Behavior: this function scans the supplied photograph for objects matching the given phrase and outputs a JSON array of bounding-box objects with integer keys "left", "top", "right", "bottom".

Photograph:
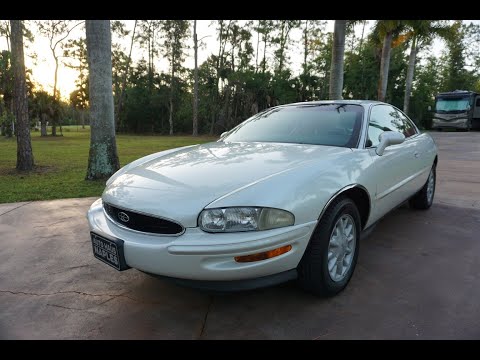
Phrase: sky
[{"left": 0, "top": 20, "right": 475, "bottom": 101}]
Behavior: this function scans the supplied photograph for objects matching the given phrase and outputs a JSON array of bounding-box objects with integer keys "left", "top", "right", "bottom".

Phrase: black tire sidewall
[
  {"left": 297, "top": 197, "right": 362, "bottom": 296},
  {"left": 426, "top": 166, "right": 436, "bottom": 207}
]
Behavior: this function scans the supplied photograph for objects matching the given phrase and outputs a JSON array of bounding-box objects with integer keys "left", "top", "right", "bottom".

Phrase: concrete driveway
[{"left": 1, "top": 131, "right": 480, "bottom": 339}]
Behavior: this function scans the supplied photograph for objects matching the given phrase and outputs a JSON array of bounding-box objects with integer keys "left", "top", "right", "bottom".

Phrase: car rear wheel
[
  {"left": 409, "top": 165, "right": 436, "bottom": 210},
  {"left": 297, "top": 197, "right": 361, "bottom": 297}
]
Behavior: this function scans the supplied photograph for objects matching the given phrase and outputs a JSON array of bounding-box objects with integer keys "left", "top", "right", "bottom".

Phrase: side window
[
  {"left": 368, "top": 105, "right": 417, "bottom": 147},
  {"left": 394, "top": 110, "right": 418, "bottom": 138},
  {"left": 367, "top": 105, "right": 397, "bottom": 147},
  {"left": 476, "top": 98, "right": 480, "bottom": 107}
]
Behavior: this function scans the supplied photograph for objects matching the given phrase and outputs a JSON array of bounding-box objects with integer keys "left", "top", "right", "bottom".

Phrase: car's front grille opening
[{"left": 103, "top": 202, "right": 184, "bottom": 235}]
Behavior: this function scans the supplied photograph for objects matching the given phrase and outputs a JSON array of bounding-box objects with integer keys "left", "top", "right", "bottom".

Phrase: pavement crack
[
  {"left": 198, "top": 296, "right": 213, "bottom": 339},
  {"left": 0, "top": 201, "right": 33, "bottom": 217},
  {"left": 0, "top": 289, "right": 123, "bottom": 298},
  {"left": 46, "top": 303, "right": 87, "bottom": 311},
  {"left": 50, "top": 217, "right": 76, "bottom": 226},
  {"left": 0, "top": 289, "right": 160, "bottom": 305},
  {"left": 47, "top": 264, "right": 92, "bottom": 275}
]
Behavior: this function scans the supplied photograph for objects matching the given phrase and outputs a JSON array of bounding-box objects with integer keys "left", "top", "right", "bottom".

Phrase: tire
[
  {"left": 297, "top": 197, "right": 361, "bottom": 297},
  {"left": 409, "top": 165, "right": 436, "bottom": 210}
]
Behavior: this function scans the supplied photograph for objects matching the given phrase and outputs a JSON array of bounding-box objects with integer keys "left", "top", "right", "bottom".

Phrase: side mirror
[
  {"left": 376, "top": 131, "right": 405, "bottom": 156},
  {"left": 427, "top": 105, "right": 432, "bottom": 111},
  {"left": 220, "top": 131, "right": 228, "bottom": 138}
]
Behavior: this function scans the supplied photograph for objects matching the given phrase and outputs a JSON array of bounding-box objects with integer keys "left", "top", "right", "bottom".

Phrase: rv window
[{"left": 476, "top": 98, "right": 480, "bottom": 107}]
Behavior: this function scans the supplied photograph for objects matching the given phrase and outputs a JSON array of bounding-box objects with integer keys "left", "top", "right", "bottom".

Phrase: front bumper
[
  {"left": 432, "top": 117, "right": 468, "bottom": 129},
  {"left": 87, "top": 198, "right": 316, "bottom": 282}
]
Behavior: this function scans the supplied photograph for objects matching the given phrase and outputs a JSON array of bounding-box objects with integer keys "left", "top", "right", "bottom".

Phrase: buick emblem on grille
[{"left": 117, "top": 211, "right": 130, "bottom": 223}]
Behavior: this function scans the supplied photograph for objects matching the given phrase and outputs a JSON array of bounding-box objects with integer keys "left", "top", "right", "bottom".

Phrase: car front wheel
[
  {"left": 409, "top": 165, "right": 436, "bottom": 210},
  {"left": 297, "top": 197, "right": 361, "bottom": 297}
]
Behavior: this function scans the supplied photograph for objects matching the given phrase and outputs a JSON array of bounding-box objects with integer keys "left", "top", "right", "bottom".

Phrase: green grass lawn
[{"left": 0, "top": 126, "right": 217, "bottom": 204}]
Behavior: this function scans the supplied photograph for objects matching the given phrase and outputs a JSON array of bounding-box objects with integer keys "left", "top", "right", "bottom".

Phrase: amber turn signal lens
[{"left": 234, "top": 245, "right": 292, "bottom": 263}]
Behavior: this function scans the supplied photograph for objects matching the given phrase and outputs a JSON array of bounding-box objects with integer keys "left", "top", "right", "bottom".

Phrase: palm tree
[
  {"left": 10, "top": 20, "right": 34, "bottom": 171},
  {"left": 375, "top": 20, "right": 404, "bottom": 102},
  {"left": 33, "top": 90, "right": 54, "bottom": 137},
  {"left": 85, "top": 20, "right": 120, "bottom": 180},
  {"left": 329, "top": 20, "right": 347, "bottom": 100},
  {"left": 403, "top": 20, "right": 450, "bottom": 115}
]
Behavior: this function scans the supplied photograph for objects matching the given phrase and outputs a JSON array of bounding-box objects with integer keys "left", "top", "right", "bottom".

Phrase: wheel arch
[{"left": 318, "top": 184, "right": 371, "bottom": 231}]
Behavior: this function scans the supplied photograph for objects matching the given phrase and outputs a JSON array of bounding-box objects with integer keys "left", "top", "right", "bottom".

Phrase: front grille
[{"left": 103, "top": 202, "right": 184, "bottom": 235}]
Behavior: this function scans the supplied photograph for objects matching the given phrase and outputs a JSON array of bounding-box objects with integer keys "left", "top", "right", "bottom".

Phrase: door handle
[{"left": 414, "top": 152, "right": 420, "bottom": 158}]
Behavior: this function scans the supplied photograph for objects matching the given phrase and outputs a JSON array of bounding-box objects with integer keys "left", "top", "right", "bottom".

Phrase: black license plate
[{"left": 91, "top": 232, "right": 130, "bottom": 271}]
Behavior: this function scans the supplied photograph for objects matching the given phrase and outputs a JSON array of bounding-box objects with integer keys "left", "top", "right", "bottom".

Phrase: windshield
[
  {"left": 435, "top": 97, "right": 470, "bottom": 113},
  {"left": 222, "top": 104, "right": 364, "bottom": 148}
]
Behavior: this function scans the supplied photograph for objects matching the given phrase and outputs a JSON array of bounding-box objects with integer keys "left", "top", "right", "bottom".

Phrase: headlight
[{"left": 199, "top": 207, "right": 294, "bottom": 233}]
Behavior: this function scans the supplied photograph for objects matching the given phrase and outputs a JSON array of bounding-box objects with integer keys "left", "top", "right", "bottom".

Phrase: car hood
[{"left": 103, "top": 141, "right": 352, "bottom": 227}]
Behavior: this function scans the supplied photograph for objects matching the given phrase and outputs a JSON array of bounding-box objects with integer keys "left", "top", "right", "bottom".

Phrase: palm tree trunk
[
  {"left": 192, "top": 20, "right": 199, "bottom": 136},
  {"left": 10, "top": 20, "right": 34, "bottom": 171},
  {"left": 85, "top": 20, "right": 120, "bottom": 180},
  {"left": 116, "top": 20, "right": 137, "bottom": 132},
  {"left": 378, "top": 31, "right": 393, "bottom": 102},
  {"left": 329, "top": 20, "right": 346, "bottom": 100},
  {"left": 403, "top": 35, "right": 417, "bottom": 115},
  {"left": 41, "top": 114, "right": 47, "bottom": 136}
]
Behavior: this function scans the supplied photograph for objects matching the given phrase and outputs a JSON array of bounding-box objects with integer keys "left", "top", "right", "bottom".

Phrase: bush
[{"left": 0, "top": 113, "right": 15, "bottom": 137}]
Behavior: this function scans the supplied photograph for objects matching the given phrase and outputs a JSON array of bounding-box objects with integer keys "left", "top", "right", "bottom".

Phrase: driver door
[{"left": 367, "top": 104, "right": 419, "bottom": 223}]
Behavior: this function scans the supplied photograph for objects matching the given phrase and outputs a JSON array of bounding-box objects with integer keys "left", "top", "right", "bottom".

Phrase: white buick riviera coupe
[{"left": 88, "top": 100, "right": 438, "bottom": 296}]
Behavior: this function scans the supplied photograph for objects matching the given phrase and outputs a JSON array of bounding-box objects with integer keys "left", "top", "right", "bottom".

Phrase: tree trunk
[
  {"left": 231, "top": 43, "right": 235, "bottom": 72},
  {"left": 302, "top": 20, "right": 309, "bottom": 101},
  {"left": 40, "top": 114, "right": 47, "bottom": 136},
  {"left": 329, "top": 20, "right": 346, "bottom": 100},
  {"left": 192, "top": 20, "right": 199, "bottom": 136},
  {"left": 116, "top": 20, "right": 137, "bottom": 132},
  {"left": 303, "top": 20, "right": 308, "bottom": 73},
  {"left": 403, "top": 34, "right": 417, "bottom": 115},
  {"left": 209, "top": 21, "right": 223, "bottom": 136},
  {"left": 255, "top": 21, "right": 260, "bottom": 72},
  {"left": 51, "top": 56, "right": 59, "bottom": 136},
  {"left": 278, "top": 21, "right": 286, "bottom": 73},
  {"left": 169, "top": 94, "right": 174, "bottom": 135},
  {"left": 169, "top": 54, "right": 174, "bottom": 136},
  {"left": 10, "top": 20, "right": 34, "bottom": 171},
  {"left": 80, "top": 110, "right": 85, "bottom": 129},
  {"left": 85, "top": 20, "right": 120, "bottom": 180},
  {"left": 378, "top": 31, "right": 393, "bottom": 102},
  {"left": 147, "top": 22, "right": 153, "bottom": 93},
  {"left": 262, "top": 33, "right": 267, "bottom": 73},
  {"left": 359, "top": 21, "right": 367, "bottom": 98}
]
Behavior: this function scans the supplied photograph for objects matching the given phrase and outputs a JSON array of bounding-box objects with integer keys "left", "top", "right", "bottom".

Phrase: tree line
[{"left": 1, "top": 20, "right": 480, "bottom": 178}]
